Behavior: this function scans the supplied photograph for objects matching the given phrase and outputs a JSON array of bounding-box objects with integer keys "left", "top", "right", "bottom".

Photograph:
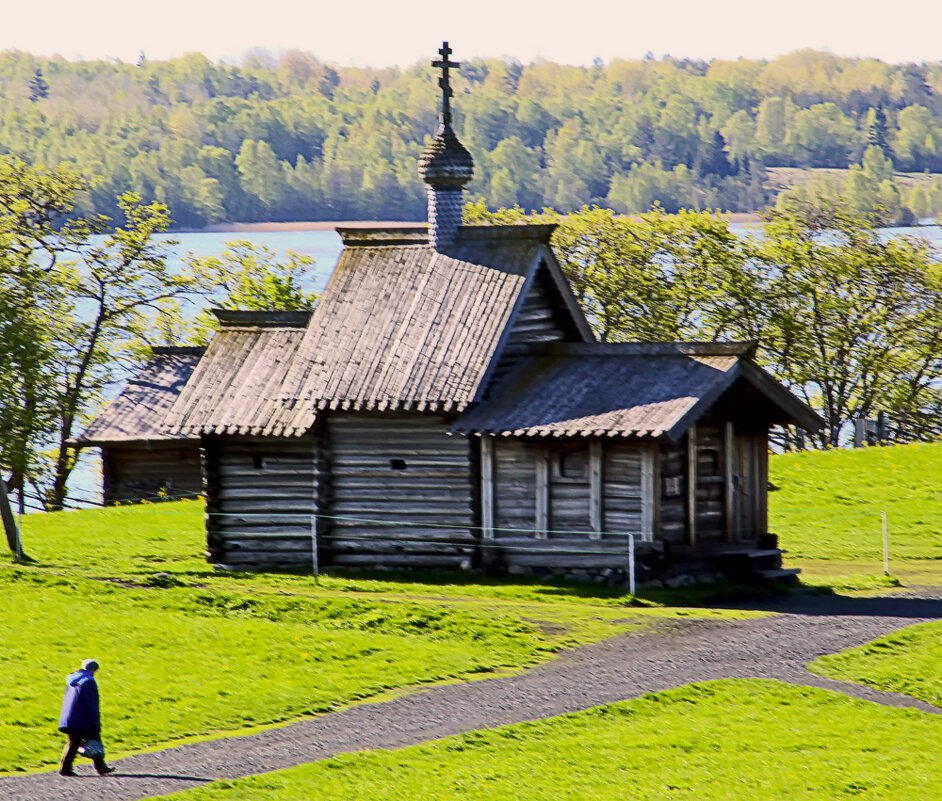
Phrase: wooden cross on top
[{"left": 432, "top": 41, "right": 460, "bottom": 125}]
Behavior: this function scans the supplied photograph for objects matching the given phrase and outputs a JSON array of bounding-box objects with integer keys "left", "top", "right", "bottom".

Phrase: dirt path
[{"left": 5, "top": 588, "right": 942, "bottom": 801}]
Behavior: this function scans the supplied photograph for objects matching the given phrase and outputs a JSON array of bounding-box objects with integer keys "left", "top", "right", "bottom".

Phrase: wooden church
[{"left": 105, "top": 44, "right": 824, "bottom": 582}]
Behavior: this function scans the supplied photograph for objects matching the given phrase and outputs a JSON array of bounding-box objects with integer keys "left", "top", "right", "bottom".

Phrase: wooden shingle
[
  {"left": 74, "top": 347, "right": 204, "bottom": 445},
  {"left": 164, "top": 311, "right": 313, "bottom": 437},
  {"left": 452, "top": 342, "right": 824, "bottom": 439}
]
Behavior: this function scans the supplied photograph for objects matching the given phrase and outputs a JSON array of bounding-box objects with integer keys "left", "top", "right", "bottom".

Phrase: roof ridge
[
  {"left": 210, "top": 309, "right": 314, "bottom": 327},
  {"left": 528, "top": 341, "right": 758, "bottom": 358}
]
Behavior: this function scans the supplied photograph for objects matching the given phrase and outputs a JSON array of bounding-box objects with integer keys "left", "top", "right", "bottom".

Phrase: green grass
[
  {"left": 0, "top": 569, "right": 551, "bottom": 773},
  {"left": 769, "top": 442, "right": 942, "bottom": 578},
  {"left": 1, "top": 502, "right": 756, "bottom": 775},
  {"left": 15, "top": 499, "right": 207, "bottom": 577},
  {"left": 4, "top": 442, "right": 942, "bottom": 781},
  {"left": 811, "top": 620, "right": 942, "bottom": 708},
  {"left": 149, "top": 679, "right": 942, "bottom": 801}
]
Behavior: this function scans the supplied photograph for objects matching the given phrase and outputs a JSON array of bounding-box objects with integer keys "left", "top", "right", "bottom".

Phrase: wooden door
[{"left": 732, "top": 433, "right": 758, "bottom": 540}]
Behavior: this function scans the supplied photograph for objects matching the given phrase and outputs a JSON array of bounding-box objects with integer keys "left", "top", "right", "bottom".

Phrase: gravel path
[{"left": 5, "top": 588, "right": 942, "bottom": 801}]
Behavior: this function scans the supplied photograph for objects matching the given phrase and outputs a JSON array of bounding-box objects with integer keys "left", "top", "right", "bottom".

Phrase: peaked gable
[{"left": 257, "top": 225, "right": 593, "bottom": 437}]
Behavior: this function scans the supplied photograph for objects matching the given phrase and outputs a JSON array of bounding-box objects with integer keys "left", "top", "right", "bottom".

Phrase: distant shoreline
[
  {"left": 182, "top": 220, "right": 424, "bottom": 233},
  {"left": 183, "top": 212, "right": 763, "bottom": 234}
]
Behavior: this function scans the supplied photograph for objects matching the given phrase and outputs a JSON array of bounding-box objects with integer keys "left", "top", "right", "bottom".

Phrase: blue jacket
[{"left": 58, "top": 669, "right": 101, "bottom": 733}]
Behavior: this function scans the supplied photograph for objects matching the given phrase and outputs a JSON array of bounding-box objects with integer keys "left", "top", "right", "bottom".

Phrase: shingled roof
[
  {"left": 74, "top": 347, "right": 204, "bottom": 445},
  {"left": 164, "top": 311, "right": 313, "bottom": 437},
  {"left": 171, "top": 225, "right": 591, "bottom": 438},
  {"left": 452, "top": 342, "right": 824, "bottom": 439}
]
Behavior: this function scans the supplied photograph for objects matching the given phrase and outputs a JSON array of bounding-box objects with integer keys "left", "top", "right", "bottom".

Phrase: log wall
[
  {"left": 102, "top": 442, "right": 203, "bottom": 504},
  {"left": 203, "top": 434, "right": 316, "bottom": 568},
  {"left": 322, "top": 412, "right": 475, "bottom": 569}
]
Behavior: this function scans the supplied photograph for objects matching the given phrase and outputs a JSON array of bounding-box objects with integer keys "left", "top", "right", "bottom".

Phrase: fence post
[
  {"left": 627, "top": 532, "right": 636, "bottom": 597},
  {"left": 882, "top": 511, "right": 889, "bottom": 576},
  {"left": 311, "top": 514, "right": 319, "bottom": 580}
]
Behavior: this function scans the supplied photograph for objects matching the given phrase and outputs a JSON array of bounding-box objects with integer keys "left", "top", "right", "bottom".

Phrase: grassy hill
[
  {"left": 2, "top": 443, "right": 941, "bottom": 795},
  {"left": 1, "top": 503, "right": 750, "bottom": 775},
  {"left": 769, "top": 441, "right": 942, "bottom": 586}
]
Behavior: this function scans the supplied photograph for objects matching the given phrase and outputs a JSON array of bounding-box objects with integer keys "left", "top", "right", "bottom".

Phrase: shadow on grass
[
  {"left": 232, "top": 565, "right": 642, "bottom": 602},
  {"left": 747, "top": 591, "right": 942, "bottom": 619}
]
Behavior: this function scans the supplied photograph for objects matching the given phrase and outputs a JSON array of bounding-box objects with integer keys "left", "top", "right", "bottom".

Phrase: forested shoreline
[{"left": 4, "top": 49, "right": 942, "bottom": 227}]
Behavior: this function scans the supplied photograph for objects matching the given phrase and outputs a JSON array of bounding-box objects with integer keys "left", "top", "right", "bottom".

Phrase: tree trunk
[{"left": 0, "top": 478, "right": 25, "bottom": 561}]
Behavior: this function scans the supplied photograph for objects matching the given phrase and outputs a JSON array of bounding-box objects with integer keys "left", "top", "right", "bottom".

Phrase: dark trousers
[{"left": 59, "top": 729, "right": 108, "bottom": 774}]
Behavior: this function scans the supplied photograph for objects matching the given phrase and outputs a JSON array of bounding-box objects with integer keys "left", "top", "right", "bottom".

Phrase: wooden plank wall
[
  {"left": 694, "top": 423, "right": 726, "bottom": 542},
  {"left": 490, "top": 438, "right": 642, "bottom": 570},
  {"left": 658, "top": 440, "right": 687, "bottom": 545},
  {"left": 493, "top": 439, "right": 538, "bottom": 537},
  {"left": 323, "top": 412, "right": 475, "bottom": 569},
  {"left": 203, "top": 435, "right": 316, "bottom": 568},
  {"left": 102, "top": 443, "right": 203, "bottom": 504},
  {"left": 602, "top": 444, "right": 643, "bottom": 538},
  {"left": 485, "top": 266, "right": 569, "bottom": 392},
  {"left": 549, "top": 449, "right": 592, "bottom": 536}
]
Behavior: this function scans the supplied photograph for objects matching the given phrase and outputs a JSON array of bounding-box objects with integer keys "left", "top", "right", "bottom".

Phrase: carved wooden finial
[{"left": 432, "top": 41, "right": 460, "bottom": 126}]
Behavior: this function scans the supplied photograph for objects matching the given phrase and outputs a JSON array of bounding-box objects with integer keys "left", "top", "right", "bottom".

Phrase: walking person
[{"left": 58, "top": 658, "right": 114, "bottom": 776}]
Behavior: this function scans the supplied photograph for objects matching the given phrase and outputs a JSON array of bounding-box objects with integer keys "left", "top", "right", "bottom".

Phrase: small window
[
  {"left": 390, "top": 458, "right": 407, "bottom": 471},
  {"left": 698, "top": 448, "right": 721, "bottom": 474},
  {"left": 557, "top": 450, "right": 587, "bottom": 479},
  {"left": 663, "top": 476, "right": 682, "bottom": 497},
  {"left": 252, "top": 456, "right": 266, "bottom": 470}
]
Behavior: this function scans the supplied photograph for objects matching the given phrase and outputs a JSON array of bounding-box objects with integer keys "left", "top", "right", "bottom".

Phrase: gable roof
[
  {"left": 452, "top": 342, "right": 824, "bottom": 439},
  {"left": 73, "top": 347, "right": 204, "bottom": 446},
  {"left": 164, "top": 311, "right": 313, "bottom": 437},
  {"left": 176, "top": 225, "right": 593, "bottom": 438}
]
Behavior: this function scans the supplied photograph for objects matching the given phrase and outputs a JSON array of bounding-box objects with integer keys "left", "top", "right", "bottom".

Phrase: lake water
[{"left": 55, "top": 221, "right": 942, "bottom": 509}]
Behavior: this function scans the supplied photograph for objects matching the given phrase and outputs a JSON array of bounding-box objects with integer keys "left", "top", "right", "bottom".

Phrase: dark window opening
[
  {"left": 557, "top": 450, "right": 587, "bottom": 479},
  {"left": 252, "top": 456, "right": 266, "bottom": 470},
  {"left": 390, "top": 458, "right": 407, "bottom": 471}
]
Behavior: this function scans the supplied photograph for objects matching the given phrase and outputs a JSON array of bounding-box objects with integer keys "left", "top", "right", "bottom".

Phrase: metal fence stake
[
  {"left": 311, "top": 514, "right": 319, "bottom": 580},
  {"left": 882, "top": 511, "right": 889, "bottom": 576}
]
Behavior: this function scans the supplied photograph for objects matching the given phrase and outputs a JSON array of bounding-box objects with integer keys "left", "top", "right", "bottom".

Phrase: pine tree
[
  {"left": 697, "top": 131, "right": 736, "bottom": 178},
  {"left": 27, "top": 68, "right": 48, "bottom": 102},
  {"left": 867, "top": 107, "right": 893, "bottom": 163}
]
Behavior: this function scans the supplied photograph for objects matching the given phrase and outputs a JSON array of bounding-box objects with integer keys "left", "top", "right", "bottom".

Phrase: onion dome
[{"left": 418, "top": 123, "right": 474, "bottom": 188}]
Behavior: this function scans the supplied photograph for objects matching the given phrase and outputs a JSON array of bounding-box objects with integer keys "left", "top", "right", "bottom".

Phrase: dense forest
[{"left": 4, "top": 48, "right": 942, "bottom": 226}]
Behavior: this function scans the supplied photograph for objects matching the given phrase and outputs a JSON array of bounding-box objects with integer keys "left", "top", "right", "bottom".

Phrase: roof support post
[
  {"left": 641, "top": 443, "right": 656, "bottom": 543},
  {"left": 480, "top": 435, "right": 495, "bottom": 540},
  {"left": 757, "top": 428, "right": 769, "bottom": 537},
  {"left": 724, "top": 421, "right": 735, "bottom": 543},
  {"left": 589, "top": 440, "right": 603, "bottom": 540},
  {"left": 687, "top": 425, "right": 698, "bottom": 546},
  {"left": 535, "top": 446, "right": 549, "bottom": 539}
]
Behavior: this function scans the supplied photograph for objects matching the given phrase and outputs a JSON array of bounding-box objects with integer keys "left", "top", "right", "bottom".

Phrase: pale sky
[{"left": 5, "top": 0, "right": 942, "bottom": 67}]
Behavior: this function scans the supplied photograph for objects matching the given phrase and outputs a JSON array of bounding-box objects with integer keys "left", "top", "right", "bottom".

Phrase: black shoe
[
  {"left": 59, "top": 769, "right": 78, "bottom": 777},
  {"left": 97, "top": 766, "right": 115, "bottom": 775}
]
